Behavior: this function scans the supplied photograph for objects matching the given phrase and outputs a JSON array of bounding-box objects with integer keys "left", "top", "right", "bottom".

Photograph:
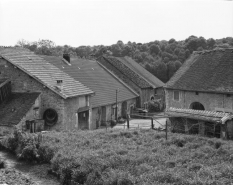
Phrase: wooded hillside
[{"left": 16, "top": 36, "right": 233, "bottom": 83}]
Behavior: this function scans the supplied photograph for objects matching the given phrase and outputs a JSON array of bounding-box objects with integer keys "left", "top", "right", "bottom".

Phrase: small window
[
  {"left": 227, "top": 94, "right": 231, "bottom": 97},
  {"left": 195, "top": 92, "right": 199, "bottom": 95},
  {"left": 173, "top": 91, "right": 180, "bottom": 101}
]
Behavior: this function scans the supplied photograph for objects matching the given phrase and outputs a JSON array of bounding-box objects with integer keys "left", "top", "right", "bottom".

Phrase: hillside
[
  {"left": 1, "top": 129, "right": 233, "bottom": 184},
  {"left": 14, "top": 36, "right": 233, "bottom": 83}
]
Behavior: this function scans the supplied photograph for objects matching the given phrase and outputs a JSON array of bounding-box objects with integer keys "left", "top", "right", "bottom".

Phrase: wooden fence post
[
  {"left": 151, "top": 118, "right": 154, "bottom": 129},
  {"left": 127, "top": 114, "right": 129, "bottom": 129}
]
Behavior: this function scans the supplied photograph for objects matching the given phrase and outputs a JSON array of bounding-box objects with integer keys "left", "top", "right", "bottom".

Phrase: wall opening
[
  {"left": 43, "top": 108, "right": 58, "bottom": 126},
  {"left": 121, "top": 101, "right": 127, "bottom": 119},
  {"left": 189, "top": 102, "right": 205, "bottom": 110}
]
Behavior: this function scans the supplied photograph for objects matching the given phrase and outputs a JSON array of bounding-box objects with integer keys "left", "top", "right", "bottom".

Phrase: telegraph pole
[{"left": 115, "top": 89, "right": 119, "bottom": 121}]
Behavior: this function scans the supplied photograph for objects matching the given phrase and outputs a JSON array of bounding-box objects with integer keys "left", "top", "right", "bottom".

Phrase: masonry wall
[
  {"left": 166, "top": 89, "right": 233, "bottom": 112},
  {"left": 91, "top": 98, "right": 136, "bottom": 129},
  {"left": 63, "top": 96, "right": 92, "bottom": 131},
  {"left": 141, "top": 88, "right": 154, "bottom": 108},
  {"left": 0, "top": 59, "right": 89, "bottom": 131}
]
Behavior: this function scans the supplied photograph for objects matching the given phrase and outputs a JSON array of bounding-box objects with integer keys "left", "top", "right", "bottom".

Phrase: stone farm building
[
  {"left": 41, "top": 55, "right": 138, "bottom": 129},
  {"left": 98, "top": 56, "right": 165, "bottom": 110},
  {"left": 165, "top": 48, "right": 233, "bottom": 138},
  {"left": 0, "top": 48, "right": 138, "bottom": 134}
]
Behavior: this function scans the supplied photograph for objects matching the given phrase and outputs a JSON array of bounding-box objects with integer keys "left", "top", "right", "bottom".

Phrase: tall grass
[{"left": 1, "top": 129, "right": 233, "bottom": 184}]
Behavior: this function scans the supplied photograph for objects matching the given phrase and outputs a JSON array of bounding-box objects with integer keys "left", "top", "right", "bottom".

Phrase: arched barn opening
[
  {"left": 189, "top": 102, "right": 205, "bottom": 110},
  {"left": 188, "top": 102, "right": 205, "bottom": 134}
]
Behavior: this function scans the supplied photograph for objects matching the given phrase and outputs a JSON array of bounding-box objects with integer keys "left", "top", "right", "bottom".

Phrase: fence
[{"left": 104, "top": 113, "right": 169, "bottom": 140}]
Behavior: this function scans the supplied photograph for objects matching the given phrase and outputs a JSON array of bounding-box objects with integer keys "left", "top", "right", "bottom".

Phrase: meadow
[{"left": 1, "top": 129, "right": 233, "bottom": 185}]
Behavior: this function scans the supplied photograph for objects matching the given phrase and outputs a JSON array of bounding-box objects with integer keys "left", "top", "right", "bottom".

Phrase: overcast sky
[{"left": 0, "top": 0, "right": 232, "bottom": 47}]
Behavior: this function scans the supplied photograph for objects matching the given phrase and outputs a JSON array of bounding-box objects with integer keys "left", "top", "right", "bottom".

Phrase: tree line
[{"left": 15, "top": 36, "right": 233, "bottom": 83}]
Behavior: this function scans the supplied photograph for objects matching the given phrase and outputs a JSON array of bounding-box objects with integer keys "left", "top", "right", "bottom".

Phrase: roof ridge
[
  {"left": 122, "top": 56, "right": 164, "bottom": 88},
  {"left": 96, "top": 60, "right": 139, "bottom": 97},
  {"left": 104, "top": 56, "right": 151, "bottom": 88},
  {"left": 165, "top": 53, "right": 200, "bottom": 88}
]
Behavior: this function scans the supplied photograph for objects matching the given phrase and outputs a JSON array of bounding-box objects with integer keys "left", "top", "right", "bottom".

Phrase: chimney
[
  {"left": 63, "top": 53, "right": 70, "bottom": 63},
  {"left": 56, "top": 80, "right": 63, "bottom": 90}
]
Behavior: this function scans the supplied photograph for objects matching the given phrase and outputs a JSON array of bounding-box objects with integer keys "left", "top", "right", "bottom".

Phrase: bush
[
  {"left": 0, "top": 159, "right": 5, "bottom": 169},
  {"left": 3, "top": 129, "right": 233, "bottom": 184}
]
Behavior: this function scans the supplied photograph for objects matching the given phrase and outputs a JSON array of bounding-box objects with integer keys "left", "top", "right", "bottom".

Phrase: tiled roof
[
  {"left": 99, "top": 56, "right": 164, "bottom": 89},
  {"left": 41, "top": 56, "right": 138, "bottom": 108},
  {"left": 166, "top": 107, "right": 233, "bottom": 124},
  {"left": 116, "top": 56, "right": 164, "bottom": 88},
  {"left": 166, "top": 48, "right": 233, "bottom": 93},
  {"left": 0, "top": 93, "right": 40, "bottom": 126},
  {"left": 0, "top": 48, "right": 93, "bottom": 99}
]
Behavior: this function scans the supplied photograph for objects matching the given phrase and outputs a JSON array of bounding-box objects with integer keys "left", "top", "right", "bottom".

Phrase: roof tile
[
  {"left": 0, "top": 48, "right": 93, "bottom": 98},
  {"left": 166, "top": 49, "right": 233, "bottom": 93},
  {"left": 41, "top": 56, "right": 138, "bottom": 108}
]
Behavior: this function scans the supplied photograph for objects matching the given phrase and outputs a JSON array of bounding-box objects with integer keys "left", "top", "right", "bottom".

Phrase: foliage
[
  {"left": 2, "top": 129, "right": 233, "bottom": 184},
  {"left": 16, "top": 36, "right": 233, "bottom": 83},
  {"left": 0, "top": 169, "right": 36, "bottom": 185}
]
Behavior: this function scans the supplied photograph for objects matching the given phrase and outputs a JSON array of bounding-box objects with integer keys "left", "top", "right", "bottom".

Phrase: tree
[
  {"left": 111, "top": 44, "right": 122, "bottom": 57},
  {"left": 207, "top": 38, "right": 216, "bottom": 49},
  {"left": 37, "top": 39, "right": 55, "bottom": 48},
  {"left": 167, "top": 61, "right": 177, "bottom": 79},
  {"left": 168, "top": 38, "right": 176, "bottom": 44},
  {"left": 116, "top": 40, "right": 124, "bottom": 49},
  {"left": 16, "top": 39, "right": 29, "bottom": 47},
  {"left": 121, "top": 45, "right": 132, "bottom": 56},
  {"left": 174, "top": 60, "right": 182, "bottom": 70},
  {"left": 149, "top": 44, "right": 160, "bottom": 55},
  {"left": 155, "top": 62, "right": 168, "bottom": 82},
  {"left": 174, "top": 48, "right": 180, "bottom": 56}
]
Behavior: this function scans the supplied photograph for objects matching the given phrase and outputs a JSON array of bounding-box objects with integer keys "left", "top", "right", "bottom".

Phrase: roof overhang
[
  {"left": 166, "top": 107, "right": 233, "bottom": 124},
  {"left": 164, "top": 87, "right": 233, "bottom": 95}
]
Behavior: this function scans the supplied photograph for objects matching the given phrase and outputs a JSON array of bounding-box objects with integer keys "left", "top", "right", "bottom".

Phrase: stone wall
[
  {"left": 166, "top": 89, "right": 233, "bottom": 112},
  {"left": 91, "top": 98, "right": 136, "bottom": 129}
]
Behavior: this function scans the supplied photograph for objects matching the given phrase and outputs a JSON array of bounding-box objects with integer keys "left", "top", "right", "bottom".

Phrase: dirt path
[
  {"left": 0, "top": 150, "right": 59, "bottom": 185},
  {"left": 114, "top": 118, "right": 166, "bottom": 129}
]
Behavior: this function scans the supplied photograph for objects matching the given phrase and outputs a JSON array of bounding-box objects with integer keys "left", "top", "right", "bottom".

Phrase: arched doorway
[
  {"left": 121, "top": 101, "right": 127, "bottom": 119},
  {"left": 188, "top": 102, "right": 205, "bottom": 134},
  {"left": 189, "top": 102, "right": 205, "bottom": 110}
]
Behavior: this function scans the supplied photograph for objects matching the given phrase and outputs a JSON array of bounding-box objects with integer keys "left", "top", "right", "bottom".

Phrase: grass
[{"left": 1, "top": 129, "right": 233, "bottom": 184}]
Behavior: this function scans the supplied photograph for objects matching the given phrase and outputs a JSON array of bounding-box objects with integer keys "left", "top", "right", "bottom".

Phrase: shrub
[{"left": 0, "top": 159, "right": 5, "bottom": 169}]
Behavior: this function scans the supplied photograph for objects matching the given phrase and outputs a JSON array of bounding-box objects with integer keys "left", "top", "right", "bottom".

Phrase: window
[
  {"left": 173, "top": 91, "right": 180, "bottom": 101},
  {"left": 144, "top": 102, "right": 148, "bottom": 109},
  {"left": 195, "top": 92, "right": 199, "bottom": 95},
  {"left": 85, "top": 95, "right": 89, "bottom": 106}
]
